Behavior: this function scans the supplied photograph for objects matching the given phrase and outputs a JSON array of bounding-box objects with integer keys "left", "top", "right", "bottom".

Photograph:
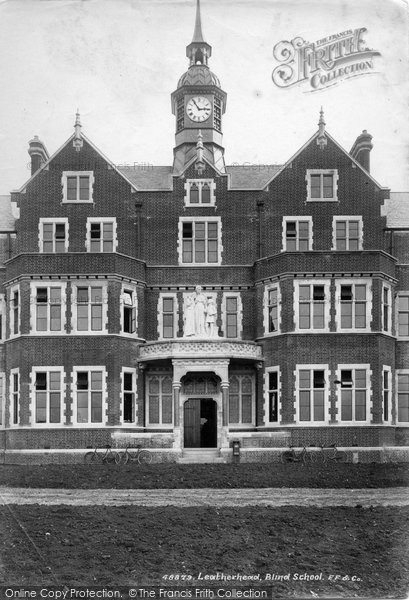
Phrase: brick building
[{"left": 0, "top": 0, "right": 408, "bottom": 462}]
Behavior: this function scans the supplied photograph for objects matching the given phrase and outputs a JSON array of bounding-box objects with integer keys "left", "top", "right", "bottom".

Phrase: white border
[
  {"left": 335, "top": 278, "right": 372, "bottom": 332},
  {"left": 120, "top": 367, "right": 138, "bottom": 426},
  {"left": 335, "top": 364, "right": 372, "bottom": 425},
  {"left": 39, "top": 217, "right": 69, "bottom": 253},
  {"left": 85, "top": 217, "right": 118, "bottom": 253},
  {"left": 61, "top": 171, "right": 94, "bottom": 203},
  {"left": 71, "top": 366, "right": 108, "bottom": 427},
  {"left": 282, "top": 216, "right": 313, "bottom": 251},
  {"left": 71, "top": 282, "right": 108, "bottom": 335},
  {"left": 306, "top": 169, "right": 339, "bottom": 202},
  {"left": 221, "top": 291, "right": 243, "bottom": 339},
  {"left": 29, "top": 367, "right": 66, "bottom": 427},
  {"left": 264, "top": 366, "right": 281, "bottom": 426},
  {"left": 396, "top": 369, "right": 409, "bottom": 425},
  {"left": 263, "top": 283, "right": 281, "bottom": 336},
  {"left": 293, "top": 279, "right": 331, "bottom": 333},
  {"left": 332, "top": 216, "right": 363, "bottom": 250},
  {"left": 294, "top": 364, "right": 330, "bottom": 425},
  {"left": 178, "top": 216, "right": 223, "bottom": 266},
  {"left": 29, "top": 281, "right": 67, "bottom": 335}
]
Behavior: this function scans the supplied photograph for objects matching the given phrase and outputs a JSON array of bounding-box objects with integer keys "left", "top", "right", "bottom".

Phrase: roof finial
[
  {"left": 195, "top": 129, "right": 205, "bottom": 174},
  {"left": 192, "top": 0, "right": 205, "bottom": 43},
  {"left": 73, "top": 108, "right": 83, "bottom": 152},
  {"left": 317, "top": 106, "right": 327, "bottom": 150}
]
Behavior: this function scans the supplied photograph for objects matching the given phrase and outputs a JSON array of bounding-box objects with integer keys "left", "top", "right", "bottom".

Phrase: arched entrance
[{"left": 184, "top": 398, "right": 217, "bottom": 448}]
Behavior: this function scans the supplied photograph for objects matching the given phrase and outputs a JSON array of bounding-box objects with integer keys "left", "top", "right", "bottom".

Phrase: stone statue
[
  {"left": 184, "top": 293, "right": 196, "bottom": 337},
  {"left": 194, "top": 285, "right": 207, "bottom": 337},
  {"left": 206, "top": 296, "right": 217, "bottom": 337}
]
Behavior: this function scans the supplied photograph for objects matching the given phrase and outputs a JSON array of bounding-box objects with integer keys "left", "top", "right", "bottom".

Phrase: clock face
[{"left": 186, "top": 96, "right": 212, "bottom": 122}]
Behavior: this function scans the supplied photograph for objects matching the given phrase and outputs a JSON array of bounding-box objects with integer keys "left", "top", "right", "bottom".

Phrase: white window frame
[
  {"left": 282, "top": 216, "right": 313, "bottom": 251},
  {"left": 9, "top": 284, "right": 20, "bottom": 339},
  {"left": 332, "top": 216, "right": 363, "bottom": 251},
  {"left": 72, "top": 366, "right": 108, "bottom": 427},
  {"left": 264, "top": 366, "right": 281, "bottom": 425},
  {"left": 382, "top": 283, "right": 393, "bottom": 335},
  {"left": 382, "top": 366, "right": 392, "bottom": 424},
  {"left": 120, "top": 367, "right": 138, "bottom": 425},
  {"left": 397, "top": 293, "right": 409, "bottom": 340},
  {"left": 39, "top": 218, "right": 69, "bottom": 253},
  {"left": 184, "top": 179, "right": 216, "bottom": 207},
  {"left": 396, "top": 370, "right": 409, "bottom": 425},
  {"left": 146, "top": 373, "right": 173, "bottom": 428},
  {"left": 0, "top": 294, "right": 5, "bottom": 342},
  {"left": 178, "top": 217, "right": 223, "bottom": 266},
  {"left": 0, "top": 373, "right": 5, "bottom": 429},
  {"left": 306, "top": 169, "right": 338, "bottom": 202},
  {"left": 71, "top": 282, "right": 108, "bottom": 335},
  {"left": 335, "top": 279, "right": 372, "bottom": 332},
  {"left": 29, "top": 282, "right": 67, "bottom": 335},
  {"left": 158, "top": 292, "right": 179, "bottom": 339},
  {"left": 221, "top": 292, "right": 243, "bottom": 339},
  {"left": 294, "top": 365, "right": 330, "bottom": 425},
  {"left": 85, "top": 217, "right": 118, "bottom": 253},
  {"left": 228, "top": 373, "right": 256, "bottom": 427},
  {"left": 263, "top": 283, "right": 281, "bottom": 336},
  {"left": 335, "top": 364, "right": 372, "bottom": 425},
  {"left": 294, "top": 280, "right": 331, "bottom": 332},
  {"left": 62, "top": 171, "right": 94, "bottom": 203},
  {"left": 121, "top": 284, "right": 138, "bottom": 337},
  {"left": 9, "top": 368, "right": 19, "bottom": 428},
  {"left": 29, "top": 367, "right": 65, "bottom": 427}
]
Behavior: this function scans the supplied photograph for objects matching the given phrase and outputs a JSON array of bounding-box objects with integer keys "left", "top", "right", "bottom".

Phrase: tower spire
[
  {"left": 186, "top": 0, "right": 212, "bottom": 66},
  {"left": 192, "top": 0, "right": 205, "bottom": 43},
  {"left": 73, "top": 108, "right": 83, "bottom": 152}
]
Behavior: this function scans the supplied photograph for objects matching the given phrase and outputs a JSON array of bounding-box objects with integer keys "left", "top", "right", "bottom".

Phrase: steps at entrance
[{"left": 179, "top": 449, "right": 226, "bottom": 464}]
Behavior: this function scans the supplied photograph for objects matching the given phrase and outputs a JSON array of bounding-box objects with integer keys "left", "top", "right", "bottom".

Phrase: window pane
[
  {"left": 398, "top": 374, "right": 409, "bottom": 391},
  {"left": 341, "top": 390, "right": 352, "bottom": 420},
  {"left": 399, "top": 296, "right": 409, "bottom": 311},
  {"left": 163, "top": 298, "right": 173, "bottom": 313},
  {"left": 355, "top": 390, "right": 366, "bottom": 420},
  {"left": 43, "top": 223, "right": 53, "bottom": 241},
  {"left": 201, "top": 184, "right": 211, "bottom": 203},
  {"left": 355, "top": 370, "right": 367, "bottom": 389},
  {"left": 229, "top": 395, "right": 240, "bottom": 423},
  {"left": 77, "top": 305, "right": 88, "bottom": 330},
  {"left": 67, "top": 177, "right": 77, "bottom": 200},
  {"left": 299, "top": 286, "right": 310, "bottom": 301},
  {"left": 37, "top": 288, "right": 47, "bottom": 303},
  {"left": 50, "top": 305, "right": 61, "bottom": 331},
  {"left": 190, "top": 183, "right": 199, "bottom": 203},
  {"left": 322, "top": 174, "right": 333, "bottom": 197},
  {"left": 91, "top": 392, "right": 102, "bottom": 422},
  {"left": 91, "top": 371, "right": 103, "bottom": 390},
  {"left": 299, "top": 391, "right": 310, "bottom": 421},
  {"left": 341, "top": 286, "right": 352, "bottom": 300},
  {"left": 124, "top": 372, "right": 133, "bottom": 391},
  {"left": 226, "top": 297, "right": 237, "bottom": 312},
  {"left": 77, "top": 288, "right": 88, "bottom": 303},
  {"left": 310, "top": 175, "right": 321, "bottom": 198},
  {"left": 35, "top": 372, "right": 47, "bottom": 390},
  {"left": 49, "top": 372, "right": 61, "bottom": 390},
  {"left": 183, "top": 222, "right": 193, "bottom": 238},
  {"left": 299, "top": 370, "right": 310, "bottom": 389},
  {"left": 149, "top": 395, "right": 160, "bottom": 423},
  {"left": 77, "top": 391, "right": 88, "bottom": 422},
  {"left": 355, "top": 285, "right": 366, "bottom": 301},
  {"left": 77, "top": 372, "right": 88, "bottom": 390},
  {"left": 182, "top": 240, "right": 193, "bottom": 263},
  {"left": 313, "top": 390, "right": 325, "bottom": 421},
  {"left": 79, "top": 177, "right": 90, "bottom": 200},
  {"left": 49, "top": 393, "right": 61, "bottom": 423}
]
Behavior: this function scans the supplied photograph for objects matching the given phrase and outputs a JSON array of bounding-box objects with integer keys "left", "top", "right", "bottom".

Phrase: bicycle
[
  {"left": 313, "top": 443, "right": 348, "bottom": 464},
  {"left": 281, "top": 446, "right": 312, "bottom": 464},
  {"left": 116, "top": 445, "right": 153, "bottom": 465},
  {"left": 83, "top": 445, "right": 120, "bottom": 464}
]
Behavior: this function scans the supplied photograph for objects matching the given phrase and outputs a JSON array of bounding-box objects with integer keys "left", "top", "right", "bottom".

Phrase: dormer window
[
  {"left": 62, "top": 171, "right": 94, "bottom": 203},
  {"left": 306, "top": 169, "right": 338, "bottom": 202},
  {"left": 184, "top": 179, "right": 216, "bottom": 207}
]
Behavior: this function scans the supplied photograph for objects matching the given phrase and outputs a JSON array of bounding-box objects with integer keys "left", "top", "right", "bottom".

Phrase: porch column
[
  {"left": 221, "top": 381, "right": 229, "bottom": 427},
  {"left": 172, "top": 382, "right": 181, "bottom": 427}
]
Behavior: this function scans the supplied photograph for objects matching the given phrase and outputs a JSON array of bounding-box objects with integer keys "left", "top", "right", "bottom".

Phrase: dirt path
[{"left": 0, "top": 486, "right": 408, "bottom": 507}]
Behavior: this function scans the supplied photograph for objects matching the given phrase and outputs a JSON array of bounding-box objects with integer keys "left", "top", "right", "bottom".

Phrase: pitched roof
[
  {"left": 0, "top": 195, "right": 16, "bottom": 230},
  {"left": 382, "top": 192, "right": 409, "bottom": 228},
  {"left": 117, "top": 166, "right": 174, "bottom": 191},
  {"left": 226, "top": 165, "right": 282, "bottom": 190}
]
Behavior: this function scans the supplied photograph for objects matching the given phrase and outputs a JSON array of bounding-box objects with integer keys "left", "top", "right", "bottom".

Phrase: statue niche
[{"left": 183, "top": 286, "right": 218, "bottom": 338}]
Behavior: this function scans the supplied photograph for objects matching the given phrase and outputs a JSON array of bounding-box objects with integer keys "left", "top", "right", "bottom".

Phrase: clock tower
[{"left": 171, "top": 0, "right": 227, "bottom": 174}]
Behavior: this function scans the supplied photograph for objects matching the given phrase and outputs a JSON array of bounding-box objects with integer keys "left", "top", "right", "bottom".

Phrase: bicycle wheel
[
  {"left": 309, "top": 450, "right": 319, "bottom": 463},
  {"left": 123, "top": 451, "right": 130, "bottom": 465},
  {"left": 281, "top": 451, "right": 293, "bottom": 463},
  {"left": 335, "top": 451, "right": 348, "bottom": 463},
  {"left": 84, "top": 451, "right": 96, "bottom": 464},
  {"left": 138, "top": 450, "right": 153, "bottom": 465},
  {"left": 104, "top": 451, "right": 119, "bottom": 464},
  {"left": 115, "top": 452, "right": 123, "bottom": 465}
]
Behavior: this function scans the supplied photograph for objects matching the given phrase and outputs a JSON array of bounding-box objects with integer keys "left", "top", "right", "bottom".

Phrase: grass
[{"left": 0, "top": 461, "right": 408, "bottom": 489}]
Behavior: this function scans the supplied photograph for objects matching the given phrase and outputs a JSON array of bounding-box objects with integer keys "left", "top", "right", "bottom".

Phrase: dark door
[
  {"left": 184, "top": 399, "right": 217, "bottom": 448},
  {"left": 184, "top": 399, "right": 201, "bottom": 448}
]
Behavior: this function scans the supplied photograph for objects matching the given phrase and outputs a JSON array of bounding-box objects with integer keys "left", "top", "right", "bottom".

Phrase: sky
[{"left": 0, "top": 0, "right": 408, "bottom": 195}]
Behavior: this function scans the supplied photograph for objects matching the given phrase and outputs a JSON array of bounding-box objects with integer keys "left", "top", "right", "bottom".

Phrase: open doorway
[{"left": 184, "top": 398, "right": 217, "bottom": 448}]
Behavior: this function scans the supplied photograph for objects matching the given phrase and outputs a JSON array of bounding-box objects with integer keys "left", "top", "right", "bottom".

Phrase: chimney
[
  {"left": 28, "top": 136, "right": 49, "bottom": 175},
  {"left": 350, "top": 130, "right": 373, "bottom": 172}
]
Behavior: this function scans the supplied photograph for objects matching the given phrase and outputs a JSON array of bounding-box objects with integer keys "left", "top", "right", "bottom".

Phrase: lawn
[
  {"left": 0, "top": 504, "right": 408, "bottom": 598},
  {"left": 0, "top": 462, "right": 408, "bottom": 489}
]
